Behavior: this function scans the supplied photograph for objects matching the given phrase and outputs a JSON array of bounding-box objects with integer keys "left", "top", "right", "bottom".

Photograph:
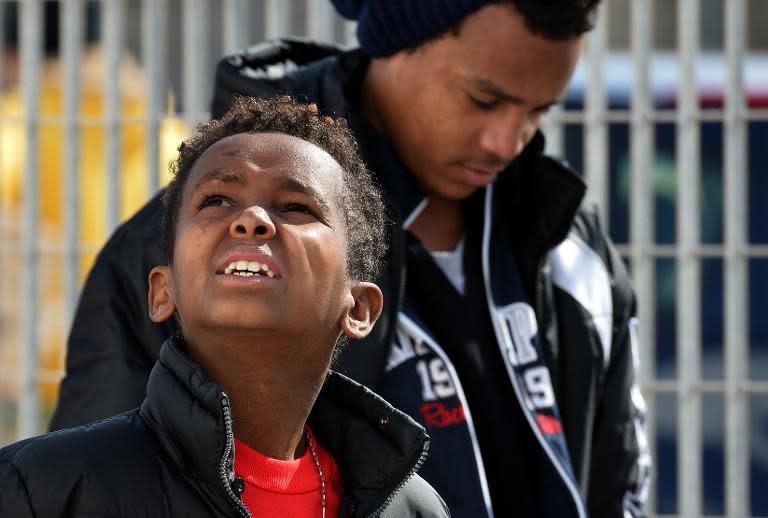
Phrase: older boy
[{"left": 0, "top": 97, "right": 448, "bottom": 518}]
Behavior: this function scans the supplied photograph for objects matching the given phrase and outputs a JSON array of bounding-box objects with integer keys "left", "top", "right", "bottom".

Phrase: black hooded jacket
[
  {"left": 1, "top": 337, "right": 449, "bottom": 517},
  {"left": 50, "top": 39, "right": 650, "bottom": 517}
]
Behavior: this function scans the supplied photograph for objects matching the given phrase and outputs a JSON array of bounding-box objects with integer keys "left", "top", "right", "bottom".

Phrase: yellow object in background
[
  {"left": 1, "top": 51, "right": 188, "bottom": 255},
  {"left": 0, "top": 49, "right": 190, "bottom": 423}
]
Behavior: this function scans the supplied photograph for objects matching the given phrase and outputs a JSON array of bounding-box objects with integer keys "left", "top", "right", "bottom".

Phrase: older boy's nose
[
  {"left": 230, "top": 205, "right": 276, "bottom": 239},
  {"left": 479, "top": 114, "right": 528, "bottom": 164}
]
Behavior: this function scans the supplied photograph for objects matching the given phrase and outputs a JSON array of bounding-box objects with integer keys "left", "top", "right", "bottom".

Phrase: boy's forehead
[
  {"left": 186, "top": 132, "right": 346, "bottom": 201},
  {"left": 201, "top": 132, "right": 338, "bottom": 171}
]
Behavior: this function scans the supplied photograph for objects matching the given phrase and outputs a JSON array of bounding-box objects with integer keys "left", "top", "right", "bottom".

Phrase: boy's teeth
[{"left": 223, "top": 260, "right": 275, "bottom": 277}]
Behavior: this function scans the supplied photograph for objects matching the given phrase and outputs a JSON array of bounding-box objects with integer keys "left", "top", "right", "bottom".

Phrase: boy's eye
[
  {"left": 198, "top": 194, "right": 234, "bottom": 210},
  {"left": 283, "top": 202, "right": 317, "bottom": 216}
]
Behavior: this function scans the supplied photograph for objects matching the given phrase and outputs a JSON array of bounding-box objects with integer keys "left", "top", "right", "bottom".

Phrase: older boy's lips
[
  {"left": 454, "top": 163, "right": 501, "bottom": 187},
  {"left": 216, "top": 248, "right": 282, "bottom": 278}
]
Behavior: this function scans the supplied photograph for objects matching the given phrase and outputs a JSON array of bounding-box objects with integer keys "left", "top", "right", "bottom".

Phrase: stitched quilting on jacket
[
  {"left": 0, "top": 336, "right": 449, "bottom": 518},
  {"left": 50, "top": 39, "right": 651, "bottom": 517}
]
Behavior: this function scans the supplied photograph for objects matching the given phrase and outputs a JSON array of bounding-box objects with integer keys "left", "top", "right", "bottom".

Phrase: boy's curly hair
[{"left": 163, "top": 95, "right": 387, "bottom": 282}]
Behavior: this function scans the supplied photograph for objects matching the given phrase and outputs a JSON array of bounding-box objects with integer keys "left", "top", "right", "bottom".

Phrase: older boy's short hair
[{"left": 163, "top": 96, "right": 387, "bottom": 282}]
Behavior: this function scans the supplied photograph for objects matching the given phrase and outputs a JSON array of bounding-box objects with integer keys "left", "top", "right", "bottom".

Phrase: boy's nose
[
  {"left": 479, "top": 123, "right": 524, "bottom": 164},
  {"left": 230, "top": 205, "right": 276, "bottom": 239},
  {"left": 478, "top": 112, "right": 532, "bottom": 164}
]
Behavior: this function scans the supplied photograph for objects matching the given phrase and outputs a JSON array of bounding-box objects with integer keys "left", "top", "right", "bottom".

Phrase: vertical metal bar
[
  {"left": 629, "top": 0, "right": 657, "bottom": 513},
  {"left": 0, "top": 1, "right": 5, "bottom": 363},
  {"left": 676, "top": 1, "right": 702, "bottom": 516},
  {"left": 540, "top": 105, "right": 564, "bottom": 159},
  {"left": 584, "top": 7, "right": 608, "bottom": 226},
  {"left": 63, "top": 0, "right": 84, "bottom": 322},
  {"left": 223, "top": 0, "right": 246, "bottom": 55},
  {"left": 105, "top": 0, "right": 124, "bottom": 231},
  {"left": 0, "top": 4, "right": 7, "bottom": 424},
  {"left": 265, "top": 0, "right": 290, "bottom": 39},
  {"left": 307, "top": 0, "right": 332, "bottom": 41},
  {"left": 142, "top": 0, "right": 167, "bottom": 196},
  {"left": 0, "top": 1, "right": 6, "bottom": 221},
  {"left": 344, "top": 19, "right": 357, "bottom": 47},
  {"left": 183, "top": 0, "right": 209, "bottom": 126},
  {"left": 19, "top": 0, "right": 42, "bottom": 439},
  {"left": 724, "top": 1, "right": 749, "bottom": 516},
  {"left": 0, "top": 2, "right": 5, "bottom": 90}
]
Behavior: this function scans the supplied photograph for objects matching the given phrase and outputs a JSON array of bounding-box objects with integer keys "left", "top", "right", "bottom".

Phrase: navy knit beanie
[{"left": 331, "top": 0, "right": 496, "bottom": 57}]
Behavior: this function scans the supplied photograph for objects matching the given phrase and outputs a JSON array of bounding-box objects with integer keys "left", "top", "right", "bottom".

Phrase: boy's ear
[
  {"left": 340, "top": 281, "right": 384, "bottom": 341},
  {"left": 148, "top": 266, "right": 177, "bottom": 323}
]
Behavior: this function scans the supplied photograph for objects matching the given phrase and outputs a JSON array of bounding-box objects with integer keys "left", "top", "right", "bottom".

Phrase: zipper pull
[{"left": 231, "top": 477, "right": 245, "bottom": 498}]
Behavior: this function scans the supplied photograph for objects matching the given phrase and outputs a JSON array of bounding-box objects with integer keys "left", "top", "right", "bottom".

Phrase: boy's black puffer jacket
[{"left": 1, "top": 337, "right": 449, "bottom": 517}]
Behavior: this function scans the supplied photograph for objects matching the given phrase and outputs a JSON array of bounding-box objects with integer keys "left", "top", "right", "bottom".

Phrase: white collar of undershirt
[{"left": 429, "top": 237, "right": 466, "bottom": 295}]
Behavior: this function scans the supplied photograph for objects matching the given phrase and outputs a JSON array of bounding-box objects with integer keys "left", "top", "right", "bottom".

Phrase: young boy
[{"left": 0, "top": 97, "right": 448, "bottom": 518}]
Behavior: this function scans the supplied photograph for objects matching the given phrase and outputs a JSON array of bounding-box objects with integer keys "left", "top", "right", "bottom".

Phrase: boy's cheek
[{"left": 174, "top": 228, "right": 208, "bottom": 264}]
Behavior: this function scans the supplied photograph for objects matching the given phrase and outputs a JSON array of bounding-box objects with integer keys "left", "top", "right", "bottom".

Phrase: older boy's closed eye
[{"left": 0, "top": 97, "right": 449, "bottom": 518}]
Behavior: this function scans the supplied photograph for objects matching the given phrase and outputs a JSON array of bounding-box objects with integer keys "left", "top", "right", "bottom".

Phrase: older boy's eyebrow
[
  {"left": 466, "top": 76, "right": 560, "bottom": 110},
  {"left": 192, "top": 169, "right": 247, "bottom": 191}
]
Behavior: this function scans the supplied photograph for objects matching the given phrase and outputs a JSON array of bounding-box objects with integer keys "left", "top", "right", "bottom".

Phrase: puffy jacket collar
[
  {"left": 212, "top": 37, "right": 367, "bottom": 123},
  {"left": 499, "top": 135, "right": 587, "bottom": 257},
  {"left": 139, "top": 337, "right": 234, "bottom": 512},
  {"left": 309, "top": 369, "right": 430, "bottom": 517},
  {"left": 140, "top": 336, "right": 430, "bottom": 517}
]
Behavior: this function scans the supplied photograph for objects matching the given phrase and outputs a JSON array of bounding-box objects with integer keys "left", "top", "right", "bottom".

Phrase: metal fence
[{"left": 0, "top": 1, "right": 766, "bottom": 517}]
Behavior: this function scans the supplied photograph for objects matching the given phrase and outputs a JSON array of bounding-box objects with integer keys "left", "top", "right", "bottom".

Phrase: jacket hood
[{"left": 140, "top": 335, "right": 430, "bottom": 516}]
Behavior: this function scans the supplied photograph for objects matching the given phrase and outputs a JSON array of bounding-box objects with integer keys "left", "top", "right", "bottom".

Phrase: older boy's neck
[
  {"left": 408, "top": 195, "right": 463, "bottom": 252},
  {"left": 186, "top": 332, "right": 333, "bottom": 460}
]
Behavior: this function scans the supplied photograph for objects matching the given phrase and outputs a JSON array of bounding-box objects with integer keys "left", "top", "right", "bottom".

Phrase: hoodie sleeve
[
  {"left": 48, "top": 192, "right": 175, "bottom": 431},
  {"left": 582, "top": 210, "right": 652, "bottom": 518}
]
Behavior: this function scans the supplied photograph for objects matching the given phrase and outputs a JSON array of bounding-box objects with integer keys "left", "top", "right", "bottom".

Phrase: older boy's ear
[
  {"left": 148, "top": 266, "right": 177, "bottom": 323},
  {"left": 341, "top": 281, "right": 383, "bottom": 340}
]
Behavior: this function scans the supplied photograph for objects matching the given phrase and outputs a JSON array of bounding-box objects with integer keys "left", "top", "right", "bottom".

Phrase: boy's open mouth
[{"left": 222, "top": 260, "right": 275, "bottom": 278}]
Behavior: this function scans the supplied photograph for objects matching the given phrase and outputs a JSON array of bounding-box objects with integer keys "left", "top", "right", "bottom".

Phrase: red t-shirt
[{"left": 234, "top": 428, "right": 343, "bottom": 517}]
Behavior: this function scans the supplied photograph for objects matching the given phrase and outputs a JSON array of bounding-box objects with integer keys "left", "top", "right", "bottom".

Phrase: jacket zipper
[
  {"left": 365, "top": 439, "right": 430, "bottom": 518},
  {"left": 481, "top": 186, "right": 587, "bottom": 518},
  {"left": 395, "top": 314, "right": 494, "bottom": 517},
  {"left": 219, "top": 392, "right": 252, "bottom": 518}
]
